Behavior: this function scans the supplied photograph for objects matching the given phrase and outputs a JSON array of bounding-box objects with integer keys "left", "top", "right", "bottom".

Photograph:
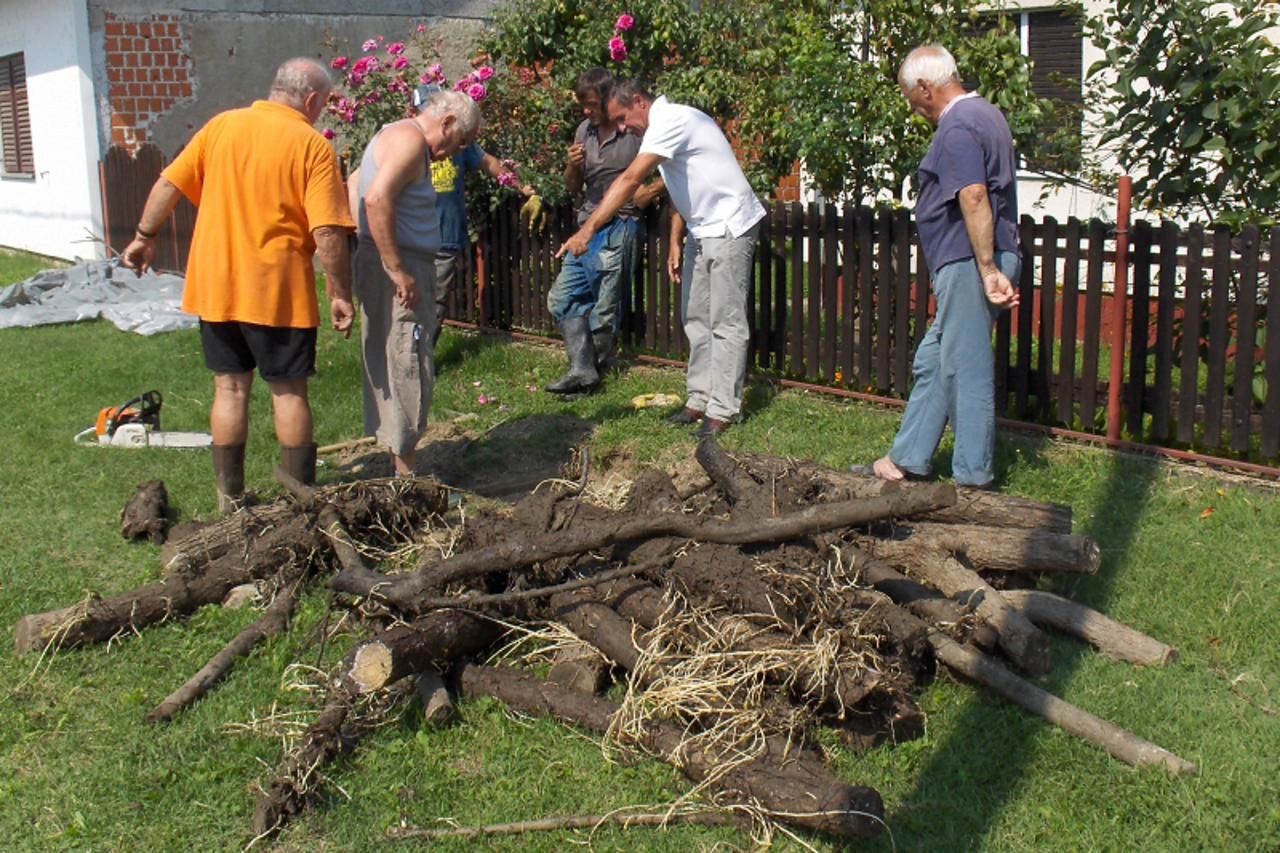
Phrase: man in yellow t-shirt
[{"left": 121, "top": 57, "right": 355, "bottom": 512}]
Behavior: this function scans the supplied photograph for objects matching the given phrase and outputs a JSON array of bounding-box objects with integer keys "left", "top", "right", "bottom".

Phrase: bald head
[{"left": 269, "top": 57, "right": 332, "bottom": 124}]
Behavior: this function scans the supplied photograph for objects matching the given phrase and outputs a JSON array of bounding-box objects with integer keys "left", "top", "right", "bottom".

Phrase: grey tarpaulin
[{"left": 0, "top": 260, "right": 196, "bottom": 336}]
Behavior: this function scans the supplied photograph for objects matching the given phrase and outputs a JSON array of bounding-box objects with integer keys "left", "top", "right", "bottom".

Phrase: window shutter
[
  {"left": 0, "top": 54, "right": 34, "bottom": 176},
  {"left": 1028, "top": 10, "right": 1082, "bottom": 105}
]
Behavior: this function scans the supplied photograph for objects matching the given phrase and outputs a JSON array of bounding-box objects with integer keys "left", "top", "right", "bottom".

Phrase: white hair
[
  {"left": 418, "top": 89, "right": 483, "bottom": 138},
  {"left": 898, "top": 45, "right": 960, "bottom": 89},
  {"left": 270, "top": 57, "right": 331, "bottom": 107}
]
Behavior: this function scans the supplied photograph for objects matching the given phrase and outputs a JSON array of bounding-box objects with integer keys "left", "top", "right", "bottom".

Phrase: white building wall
[{"left": 0, "top": 0, "right": 104, "bottom": 261}]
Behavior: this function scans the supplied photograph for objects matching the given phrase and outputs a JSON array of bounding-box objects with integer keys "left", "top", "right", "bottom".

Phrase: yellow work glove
[{"left": 519, "top": 194, "right": 546, "bottom": 234}]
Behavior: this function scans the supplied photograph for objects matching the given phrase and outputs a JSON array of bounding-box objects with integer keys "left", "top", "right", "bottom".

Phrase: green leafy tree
[
  {"left": 1086, "top": 0, "right": 1280, "bottom": 225},
  {"left": 475, "top": 0, "right": 1047, "bottom": 204}
]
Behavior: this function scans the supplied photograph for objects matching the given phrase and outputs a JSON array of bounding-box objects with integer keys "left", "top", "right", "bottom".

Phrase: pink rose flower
[
  {"left": 352, "top": 56, "right": 380, "bottom": 76},
  {"left": 322, "top": 128, "right": 335, "bottom": 139},
  {"left": 615, "top": 14, "right": 635, "bottom": 31},
  {"left": 349, "top": 72, "right": 366, "bottom": 87},
  {"left": 476, "top": 66, "right": 494, "bottom": 81},
  {"left": 609, "top": 37, "right": 628, "bottom": 62},
  {"left": 361, "top": 39, "right": 378, "bottom": 53},
  {"left": 417, "top": 24, "right": 427, "bottom": 34},
  {"left": 330, "top": 56, "right": 349, "bottom": 70},
  {"left": 467, "top": 82, "right": 487, "bottom": 101},
  {"left": 392, "top": 55, "right": 409, "bottom": 70},
  {"left": 497, "top": 171, "right": 518, "bottom": 188},
  {"left": 387, "top": 41, "right": 406, "bottom": 55}
]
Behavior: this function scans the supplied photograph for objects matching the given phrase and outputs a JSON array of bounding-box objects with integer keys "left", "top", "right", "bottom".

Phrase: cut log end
[{"left": 348, "top": 642, "right": 394, "bottom": 693}]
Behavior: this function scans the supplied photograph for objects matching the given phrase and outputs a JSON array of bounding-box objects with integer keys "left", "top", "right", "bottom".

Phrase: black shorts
[{"left": 200, "top": 320, "right": 317, "bottom": 382}]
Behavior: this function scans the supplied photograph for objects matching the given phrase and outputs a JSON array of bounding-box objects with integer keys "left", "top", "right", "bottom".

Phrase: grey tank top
[{"left": 356, "top": 121, "right": 441, "bottom": 254}]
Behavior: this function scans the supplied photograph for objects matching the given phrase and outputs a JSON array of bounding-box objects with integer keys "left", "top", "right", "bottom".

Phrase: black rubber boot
[
  {"left": 211, "top": 443, "right": 246, "bottom": 514},
  {"left": 545, "top": 316, "right": 599, "bottom": 394},
  {"left": 279, "top": 443, "right": 318, "bottom": 487},
  {"left": 591, "top": 329, "right": 616, "bottom": 374}
]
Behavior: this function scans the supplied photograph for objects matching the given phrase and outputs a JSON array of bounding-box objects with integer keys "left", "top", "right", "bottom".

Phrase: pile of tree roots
[{"left": 13, "top": 439, "right": 1192, "bottom": 845}]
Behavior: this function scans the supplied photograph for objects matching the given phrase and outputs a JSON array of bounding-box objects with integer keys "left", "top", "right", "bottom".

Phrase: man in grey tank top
[{"left": 351, "top": 89, "right": 481, "bottom": 477}]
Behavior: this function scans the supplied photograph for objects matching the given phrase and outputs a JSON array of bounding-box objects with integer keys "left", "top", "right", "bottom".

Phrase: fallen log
[
  {"left": 330, "top": 485, "right": 957, "bottom": 610},
  {"left": 459, "top": 664, "right": 885, "bottom": 838},
  {"left": 866, "top": 523, "right": 1101, "bottom": 575},
  {"left": 341, "top": 610, "right": 504, "bottom": 694},
  {"left": 15, "top": 520, "right": 312, "bottom": 656},
  {"left": 833, "top": 585, "right": 1197, "bottom": 774},
  {"left": 120, "top": 480, "right": 170, "bottom": 544},
  {"left": 733, "top": 452, "right": 1073, "bottom": 533},
  {"left": 695, "top": 438, "right": 772, "bottom": 518},
  {"left": 837, "top": 545, "right": 998, "bottom": 652},
  {"left": 874, "top": 549, "right": 1052, "bottom": 676},
  {"left": 1000, "top": 590, "right": 1178, "bottom": 666},
  {"left": 146, "top": 570, "right": 305, "bottom": 723},
  {"left": 161, "top": 502, "right": 297, "bottom": 575}
]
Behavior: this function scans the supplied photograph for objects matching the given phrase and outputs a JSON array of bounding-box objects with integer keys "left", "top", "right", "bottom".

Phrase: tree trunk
[
  {"left": 1000, "top": 589, "right": 1178, "bottom": 666},
  {"left": 867, "top": 522, "right": 1100, "bottom": 575},
  {"left": 120, "top": 479, "right": 169, "bottom": 544},
  {"left": 341, "top": 610, "right": 503, "bottom": 694}
]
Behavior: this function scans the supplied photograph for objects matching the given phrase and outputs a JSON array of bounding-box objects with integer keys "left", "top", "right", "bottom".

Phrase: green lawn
[{"left": 0, "top": 253, "right": 1277, "bottom": 851}]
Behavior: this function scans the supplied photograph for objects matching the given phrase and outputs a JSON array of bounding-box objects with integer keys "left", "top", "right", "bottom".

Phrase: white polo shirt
[{"left": 638, "top": 96, "right": 765, "bottom": 239}]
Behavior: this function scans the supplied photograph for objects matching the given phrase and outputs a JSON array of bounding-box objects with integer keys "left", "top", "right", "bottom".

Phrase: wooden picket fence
[{"left": 99, "top": 144, "right": 1279, "bottom": 464}]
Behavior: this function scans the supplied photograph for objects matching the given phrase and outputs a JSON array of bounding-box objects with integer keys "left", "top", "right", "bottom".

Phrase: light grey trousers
[
  {"left": 680, "top": 223, "right": 760, "bottom": 421},
  {"left": 354, "top": 242, "right": 438, "bottom": 456}
]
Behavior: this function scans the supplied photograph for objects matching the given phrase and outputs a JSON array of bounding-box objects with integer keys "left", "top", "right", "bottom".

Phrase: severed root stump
[
  {"left": 340, "top": 610, "right": 503, "bottom": 694},
  {"left": 1000, "top": 590, "right": 1178, "bottom": 666},
  {"left": 120, "top": 480, "right": 170, "bottom": 544},
  {"left": 459, "top": 663, "right": 885, "bottom": 839}
]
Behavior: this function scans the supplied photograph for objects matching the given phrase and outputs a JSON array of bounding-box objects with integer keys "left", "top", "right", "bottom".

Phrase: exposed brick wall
[
  {"left": 775, "top": 161, "right": 803, "bottom": 203},
  {"left": 104, "top": 12, "right": 194, "bottom": 151}
]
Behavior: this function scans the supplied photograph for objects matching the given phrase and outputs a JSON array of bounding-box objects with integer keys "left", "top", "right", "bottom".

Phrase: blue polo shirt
[
  {"left": 430, "top": 143, "right": 486, "bottom": 254},
  {"left": 914, "top": 95, "right": 1019, "bottom": 275}
]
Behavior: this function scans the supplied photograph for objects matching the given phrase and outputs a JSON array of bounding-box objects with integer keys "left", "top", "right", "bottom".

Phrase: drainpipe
[{"left": 1106, "top": 175, "right": 1133, "bottom": 441}]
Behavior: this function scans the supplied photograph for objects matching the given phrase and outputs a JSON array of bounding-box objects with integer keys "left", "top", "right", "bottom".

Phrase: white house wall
[{"left": 0, "top": 0, "right": 104, "bottom": 260}]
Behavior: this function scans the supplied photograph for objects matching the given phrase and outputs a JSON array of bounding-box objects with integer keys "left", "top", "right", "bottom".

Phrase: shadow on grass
[{"left": 886, "top": 449, "right": 1160, "bottom": 847}]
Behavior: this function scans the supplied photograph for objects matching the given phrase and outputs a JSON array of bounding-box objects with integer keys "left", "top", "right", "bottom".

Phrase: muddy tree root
[
  {"left": 1000, "top": 590, "right": 1179, "bottom": 666},
  {"left": 932, "top": 633, "right": 1195, "bottom": 773},
  {"left": 864, "top": 523, "right": 1101, "bottom": 575},
  {"left": 386, "top": 809, "right": 745, "bottom": 840},
  {"left": 331, "top": 485, "right": 957, "bottom": 609},
  {"left": 341, "top": 611, "right": 503, "bottom": 694},
  {"left": 15, "top": 521, "right": 311, "bottom": 656},
  {"left": 120, "top": 480, "right": 170, "bottom": 543},
  {"left": 458, "top": 664, "right": 885, "bottom": 838},
  {"left": 733, "top": 452, "right": 1074, "bottom": 533},
  {"left": 146, "top": 571, "right": 305, "bottom": 723}
]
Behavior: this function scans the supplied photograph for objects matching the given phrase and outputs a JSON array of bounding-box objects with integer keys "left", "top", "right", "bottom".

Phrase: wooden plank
[
  {"left": 1203, "top": 225, "right": 1233, "bottom": 449},
  {"left": 772, "top": 203, "right": 787, "bottom": 370},
  {"left": 790, "top": 202, "right": 805, "bottom": 374},
  {"left": 857, "top": 206, "right": 875, "bottom": 387},
  {"left": 840, "top": 204, "right": 857, "bottom": 384},
  {"left": 1263, "top": 227, "right": 1280, "bottom": 459},
  {"left": 1230, "top": 225, "right": 1260, "bottom": 454},
  {"left": 892, "top": 208, "right": 912, "bottom": 396},
  {"left": 1014, "top": 217, "right": 1036, "bottom": 416},
  {"left": 1037, "top": 216, "right": 1059, "bottom": 420},
  {"left": 822, "top": 203, "right": 839, "bottom": 381},
  {"left": 755, "top": 203, "right": 773, "bottom": 367},
  {"left": 875, "top": 206, "right": 893, "bottom": 391},
  {"left": 1057, "top": 217, "right": 1082, "bottom": 425},
  {"left": 1080, "top": 219, "right": 1106, "bottom": 432},
  {"left": 806, "top": 202, "right": 821, "bottom": 377},
  {"left": 1125, "top": 220, "right": 1153, "bottom": 437},
  {"left": 1151, "top": 221, "right": 1180, "bottom": 440},
  {"left": 1176, "top": 225, "right": 1205, "bottom": 444}
]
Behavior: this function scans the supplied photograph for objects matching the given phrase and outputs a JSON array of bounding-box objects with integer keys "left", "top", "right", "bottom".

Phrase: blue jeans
[
  {"left": 889, "top": 250, "right": 1021, "bottom": 487},
  {"left": 547, "top": 217, "right": 642, "bottom": 332}
]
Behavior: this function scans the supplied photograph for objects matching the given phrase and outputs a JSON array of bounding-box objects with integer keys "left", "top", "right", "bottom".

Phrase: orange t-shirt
[{"left": 163, "top": 100, "right": 355, "bottom": 329}]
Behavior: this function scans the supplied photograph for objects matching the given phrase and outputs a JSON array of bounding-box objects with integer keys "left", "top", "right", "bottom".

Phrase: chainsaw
[{"left": 73, "top": 390, "right": 213, "bottom": 449}]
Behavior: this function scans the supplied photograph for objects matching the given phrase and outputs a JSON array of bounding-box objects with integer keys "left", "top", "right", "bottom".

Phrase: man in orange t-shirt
[{"left": 122, "top": 57, "right": 355, "bottom": 511}]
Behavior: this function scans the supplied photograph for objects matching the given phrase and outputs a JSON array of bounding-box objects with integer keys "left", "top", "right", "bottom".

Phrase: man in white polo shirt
[{"left": 557, "top": 79, "right": 765, "bottom": 438}]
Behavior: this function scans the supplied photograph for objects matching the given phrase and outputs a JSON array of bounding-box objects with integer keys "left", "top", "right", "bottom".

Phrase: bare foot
[
  {"left": 393, "top": 452, "right": 416, "bottom": 478},
  {"left": 872, "top": 456, "right": 905, "bottom": 481}
]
